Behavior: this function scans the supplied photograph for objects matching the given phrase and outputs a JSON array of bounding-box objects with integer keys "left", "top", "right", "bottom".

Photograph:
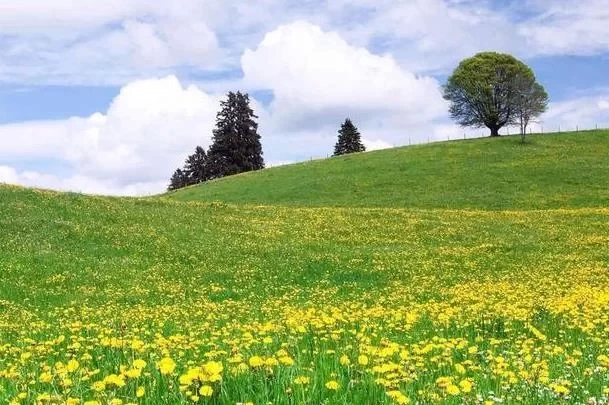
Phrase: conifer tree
[
  {"left": 333, "top": 118, "right": 366, "bottom": 156},
  {"left": 167, "top": 168, "right": 189, "bottom": 191},
  {"left": 183, "top": 146, "right": 208, "bottom": 184},
  {"left": 207, "top": 92, "right": 264, "bottom": 179}
]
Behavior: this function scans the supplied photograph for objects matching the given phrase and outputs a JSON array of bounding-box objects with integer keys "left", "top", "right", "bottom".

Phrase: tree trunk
[{"left": 489, "top": 126, "right": 500, "bottom": 137}]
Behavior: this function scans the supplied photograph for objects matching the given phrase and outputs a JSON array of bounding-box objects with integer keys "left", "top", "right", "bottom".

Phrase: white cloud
[
  {"left": 519, "top": 0, "right": 609, "bottom": 56},
  {"left": 363, "top": 138, "right": 392, "bottom": 151},
  {"left": 2, "top": 0, "right": 609, "bottom": 84},
  {"left": 0, "top": 75, "right": 219, "bottom": 195},
  {"left": 535, "top": 92, "right": 609, "bottom": 132},
  {"left": 335, "top": 0, "right": 521, "bottom": 73},
  {"left": 0, "top": 165, "right": 19, "bottom": 184},
  {"left": 0, "top": 166, "right": 166, "bottom": 196},
  {"left": 0, "top": 1, "right": 224, "bottom": 85},
  {"left": 242, "top": 21, "right": 447, "bottom": 141}
]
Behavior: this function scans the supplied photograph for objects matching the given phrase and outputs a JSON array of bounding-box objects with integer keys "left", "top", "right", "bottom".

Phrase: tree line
[
  {"left": 170, "top": 52, "right": 549, "bottom": 190},
  {"left": 168, "top": 96, "right": 366, "bottom": 190},
  {"left": 168, "top": 91, "right": 264, "bottom": 190}
]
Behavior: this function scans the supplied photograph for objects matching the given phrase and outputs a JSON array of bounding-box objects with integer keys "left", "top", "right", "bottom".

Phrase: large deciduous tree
[
  {"left": 443, "top": 52, "right": 548, "bottom": 137},
  {"left": 514, "top": 79, "right": 548, "bottom": 143},
  {"left": 333, "top": 118, "right": 366, "bottom": 156},
  {"left": 207, "top": 91, "right": 264, "bottom": 179}
]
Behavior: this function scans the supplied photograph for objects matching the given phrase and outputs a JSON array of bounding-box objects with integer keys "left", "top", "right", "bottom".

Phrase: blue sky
[{"left": 1, "top": 0, "right": 609, "bottom": 195}]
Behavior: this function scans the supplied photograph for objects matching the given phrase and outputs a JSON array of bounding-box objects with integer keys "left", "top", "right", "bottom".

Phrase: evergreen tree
[
  {"left": 183, "top": 146, "right": 208, "bottom": 184},
  {"left": 167, "top": 168, "right": 189, "bottom": 191},
  {"left": 207, "top": 91, "right": 264, "bottom": 179},
  {"left": 333, "top": 118, "right": 366, "bottom": 156}
]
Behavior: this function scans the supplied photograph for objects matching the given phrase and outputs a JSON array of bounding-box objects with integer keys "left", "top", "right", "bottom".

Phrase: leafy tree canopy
[{"left": 443, "top": 52, "right": 546, "bottom": 137}]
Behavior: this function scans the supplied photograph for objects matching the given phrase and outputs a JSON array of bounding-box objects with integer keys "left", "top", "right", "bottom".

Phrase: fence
[{"left": 299, "top": 124, "right": 609, "bottom": 163}]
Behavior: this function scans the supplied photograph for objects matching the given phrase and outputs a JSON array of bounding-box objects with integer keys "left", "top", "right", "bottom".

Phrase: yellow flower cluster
[{"left": 2, "top": 186, "right": 609, "bottom": 403}]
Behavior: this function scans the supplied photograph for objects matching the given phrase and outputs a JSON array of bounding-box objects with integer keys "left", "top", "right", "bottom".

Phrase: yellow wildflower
[
  {"left": 199, "top": 385, "right": 213, "bottom": 397},
  {"left": 325, "top": 380, "right": 340, "bottom": 390}
]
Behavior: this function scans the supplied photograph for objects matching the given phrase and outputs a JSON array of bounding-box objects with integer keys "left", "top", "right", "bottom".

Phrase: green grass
[
  {"left": 2, "top": 131, "right": 609, "bottom": 404},
  {"left": 167, "top": 130, "right": 609, "bottom": 210}
]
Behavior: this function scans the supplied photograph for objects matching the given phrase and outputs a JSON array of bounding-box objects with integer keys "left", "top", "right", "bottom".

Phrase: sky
[{"left": 1, "top": 0, "right": 609, "bottom": 196}]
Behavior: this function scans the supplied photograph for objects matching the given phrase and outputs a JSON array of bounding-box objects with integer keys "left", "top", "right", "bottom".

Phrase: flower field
[{"left": 2, "top": 181, "right": 609, "bottom": 404}]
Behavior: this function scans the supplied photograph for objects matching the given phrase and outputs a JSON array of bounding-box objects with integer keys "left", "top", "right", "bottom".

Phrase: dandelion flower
[
  {"left": 199, "top": 385, "right": 213, "bottom": 397},
  {"left": 326, "top": 380, "right": 340, "bottom": 390}
]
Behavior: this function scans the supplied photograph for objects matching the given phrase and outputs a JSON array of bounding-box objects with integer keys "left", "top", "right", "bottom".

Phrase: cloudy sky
[{"left": 1, "top": 0, "right": 609, "bottom": 195}]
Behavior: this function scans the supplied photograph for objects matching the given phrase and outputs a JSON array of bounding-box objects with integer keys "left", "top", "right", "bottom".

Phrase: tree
[
  {"left": 168, "top": 168, "right": 189, "bottom": 191},
  {"left": 443, "top": 52, "right": 547, "bottom": 137},
  {"left": 207, "top": 91, "right": 264, "bottom": 179},
  {"left": 514, "top": 80, "right": 548, "bottom": 143},
  {"left": 183, "top": 146, "right": 208, "bottom": 184},
  {"left": 333, "top": 118, "right": 366, "bottom": 156}
]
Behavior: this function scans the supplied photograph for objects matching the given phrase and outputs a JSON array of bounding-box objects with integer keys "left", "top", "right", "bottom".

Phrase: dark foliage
[
  {"left": 333, "top": 119, "right": 366, "bottom": 156},
  {"left": 167, "top": 91, "right": 264, "bottom": 191},
  {"left": 168, "top": 168, "right": 189, "bottom": 191},
  {"left": 184, "top": 146, "right": 208, "bottom": 185},
  {"left": 207, "top": 91, "right": 264, "bottom": 179}
]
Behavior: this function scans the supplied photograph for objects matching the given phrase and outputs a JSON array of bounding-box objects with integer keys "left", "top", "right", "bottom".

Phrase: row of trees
[
  {"left": 443, "top": 52, "right": 549, "bottom": 142},
  {"left": 169, "top": 101, "right": 367, "bottom": 190},
  {"left": 168, "top": 92, "right": 264, "bottom": 190},
  {"left": 169, "top": 52, "right": 546, "bottom": 190}
]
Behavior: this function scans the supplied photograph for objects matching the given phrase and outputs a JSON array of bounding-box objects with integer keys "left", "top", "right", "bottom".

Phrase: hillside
[
  {"left": 2, "top": 131, "right": 609, "bottom": 403},
  {"left": 167, "top": 130, "right": 609, "bottom": 210}
]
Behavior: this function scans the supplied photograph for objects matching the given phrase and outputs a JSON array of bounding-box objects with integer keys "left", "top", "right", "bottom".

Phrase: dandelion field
[{"left": 2, "top": 134, "right": 609, "bottom": 404}]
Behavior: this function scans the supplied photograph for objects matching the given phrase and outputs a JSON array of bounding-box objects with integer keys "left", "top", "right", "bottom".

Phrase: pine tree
[
  {"left": 183, "top": 146, "right": 208, "bottom": 184},
  {"left": 167, "top": 168, "right": 189, "bottom": 191},
  {"left": 333, "top": 119, "right": 366, "bottom": 156},
  {"left": 207, "top": 91, "right": 264, "bottom": 179}
]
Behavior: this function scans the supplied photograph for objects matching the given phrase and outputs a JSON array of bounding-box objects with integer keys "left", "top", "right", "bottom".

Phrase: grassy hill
[
  {"left": 167, "top": 130, "right": 609, "bottom": 210},
  {"left": 2, "top": 131, "right": 609, "bottom": 404}
]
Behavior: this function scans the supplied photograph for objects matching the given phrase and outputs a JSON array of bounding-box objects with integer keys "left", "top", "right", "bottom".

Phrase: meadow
[
  {"left": 168, "top": 131, "right": 609, "bottom": 210},
  {"left": 2, "top": 132, "right": 609, "bottom": 404}
]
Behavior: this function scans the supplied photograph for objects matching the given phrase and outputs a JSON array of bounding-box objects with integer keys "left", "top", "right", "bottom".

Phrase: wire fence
[
  {"left": 453, "top": 123, "right": 608, "bottom": 141},
  {"left": 300, "top": 123, "right": 609, "bottom": 163}
]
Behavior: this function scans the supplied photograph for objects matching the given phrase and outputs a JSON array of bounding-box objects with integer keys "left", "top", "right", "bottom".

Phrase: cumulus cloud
[
  {"left": 0, "top": 1, "right": 224, "bottom": 85},
  {"left": 242, "top": 21, "right": 447, "bottom": 141},
  {"left": 0, "top": 166, "right": 166, "bottom": 196},
  {"left": 0, "top": 76, "right": 219, "bottom": 195},
  {"left": 535, "top": 91, "right": 609, "bottom": 132},
  {"left": 0, "top": 165, "right": 19, "bottom": 184},
  {"left": 2, "top": 0, "right": 609, "bottom": 84},
  {"left": 519, "top": 0, "right": 609, "bottom": 56},
  {"left": 363, "top": 138, "right": 393, "bottom": 151}
]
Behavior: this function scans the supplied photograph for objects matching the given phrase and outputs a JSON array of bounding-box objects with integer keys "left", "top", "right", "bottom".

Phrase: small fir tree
[
  {"left": 167, "top": 168, "right": 189, "bottom": 191},
  {"left": 183, "top": 146, "right": 208, "bottom": 184},
  {"left": 333, "top": 118, "right": 366, "bottom": 156}
]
